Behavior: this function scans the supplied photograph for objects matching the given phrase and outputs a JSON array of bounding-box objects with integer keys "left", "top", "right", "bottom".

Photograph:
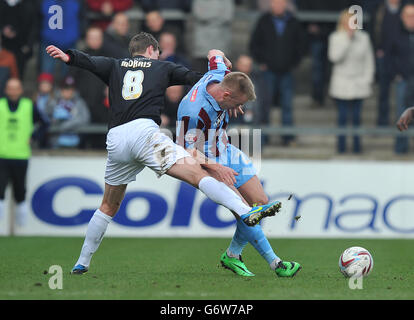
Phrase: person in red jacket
[
  {"left": 0, "top": 37, "right": 19, "bottom": 95},
  {"left": 87, "top": 0, "right": 133, "bottom": 30}
]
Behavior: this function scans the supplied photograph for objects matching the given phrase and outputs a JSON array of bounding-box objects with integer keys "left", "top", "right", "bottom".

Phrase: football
[{"left": 339, "top": 246, "right": 374, "bottom": 278}]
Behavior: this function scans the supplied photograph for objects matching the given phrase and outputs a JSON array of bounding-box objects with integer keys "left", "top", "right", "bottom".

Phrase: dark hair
[{"left": 129, "top": 32, "right": 160, "bottom": 56}]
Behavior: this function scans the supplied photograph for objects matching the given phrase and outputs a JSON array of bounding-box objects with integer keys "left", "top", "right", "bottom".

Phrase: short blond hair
[{"left": 221, "top": 71, "right": 256, "bottom": 101}]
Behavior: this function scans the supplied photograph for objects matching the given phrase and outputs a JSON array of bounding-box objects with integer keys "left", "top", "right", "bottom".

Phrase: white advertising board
[{"left": 2, "top": 157, "right": 414, "bottom": 238}]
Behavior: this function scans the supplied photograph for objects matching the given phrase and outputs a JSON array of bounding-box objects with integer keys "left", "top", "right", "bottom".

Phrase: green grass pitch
[{"left": 0, "top": 237, "right": 413, "bottom": 300}]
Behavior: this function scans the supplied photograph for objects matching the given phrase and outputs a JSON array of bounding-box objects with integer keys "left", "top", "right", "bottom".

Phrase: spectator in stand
[
  {"left": 86, "top": 0, "right": 133, "bottom": 30},
  {"left": 390, "top": 3, "right": 414, "bottom": 153},
  {"left": 158, "top": 31, "right": 189, "bottom": 131},
  {"left": 139, "top": 0, "right": 192, "bottom": 47},
  {"left": 249, "top": 0, "right": 305, "bottom": 146},
  {"left": 0, "top": 78, "right": 46, "bottom": 227},
  {"left": 296, "top": 0, "right": 346, "bottom": 108},
  {"left": 38, "top": 0, "right": 86, "bottom": 80},
  {"left": 373, "top": 0, "right": 405, "bottom": 126},
  {"left": 141, "top": 10, "right": 185, "bottom": 54},
  {"left": 103, "top": 12, "right": 131, "bottom": 59},
  {"left": 191, "top": 0, "right": 234, "bottom": 74},
  {"left": 256, "top": 0, "right": 297, "bottom": 12},
  {"left": 159, "top": 31, "right": 190, "bottom": 68},
  {"left": 50, "top": 76, "right": 90, "bottom": 149},
  {"left": 0, "top": 0, "right": 38, "bottom": 79},
  {"left": 328, "top": 10, "right": 375, "bottom": 154},
  {"left": 69, "top": 26, "right": 109, "bottom": 149},
  {"left": 33, "top": 73, "right": 56, "bottom": 149},
  {"left": 364, "top": 0, "right": 386, "bottom": 39},
  {"left": 0, "top": 37, "right": 19, "bottom": 96},
  {"left": 233, "top": 54, "right": 259, "bottom": 125},
  {"left": 141, "top": 10, "right": 166, "bottom": 41}
]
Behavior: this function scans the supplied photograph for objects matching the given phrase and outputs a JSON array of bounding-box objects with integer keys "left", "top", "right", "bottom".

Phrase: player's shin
[
  {"left": 227, "top": 225, "right": 248, "bottom": 258},
  {"left": 75, "top": 209, "right": 112, "bottom": 268},
  {"left": 236, "top": 218, "right": 281, "bottom": 268},
  {"left": 198, "top": 176, "right": 251, "bottom": 216}
]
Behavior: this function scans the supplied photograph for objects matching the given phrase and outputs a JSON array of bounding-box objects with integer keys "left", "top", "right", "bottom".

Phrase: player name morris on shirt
[{"left": 121, "top": 59, "right": 152, "bottom": 68}]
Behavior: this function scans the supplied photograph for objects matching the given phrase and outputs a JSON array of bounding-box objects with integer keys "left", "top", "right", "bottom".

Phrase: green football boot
[
  {"left": 275, "top": 261, "right": 302, "bottom": 277},
  {"left": 220, "top": 252, "right": 255, "bottom": 277}
]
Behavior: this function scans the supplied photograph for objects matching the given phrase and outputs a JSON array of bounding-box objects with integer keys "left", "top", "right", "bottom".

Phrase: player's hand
[
  {"left": 46, "top": 45, "right": 70, "bottom": 63},
  {"left": 228, "top": 105, "right": 244, "bottom": 118},
  {"left": 223, "top": 56, "right": 232, "bottom": 70},
  {"left": 206, "top": 163, "right": 238, "bottom": 186},
  {"left": 397, "top": 107, "right": 414, "bottom": 131}
]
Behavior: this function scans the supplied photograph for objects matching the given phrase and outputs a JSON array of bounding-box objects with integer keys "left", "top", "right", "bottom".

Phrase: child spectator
[
  {"left": 50, "top": 76, "right": 90, "bottom": 148},
  {"left": 33, "top": 73, "right": 56, "bottom": 148}
]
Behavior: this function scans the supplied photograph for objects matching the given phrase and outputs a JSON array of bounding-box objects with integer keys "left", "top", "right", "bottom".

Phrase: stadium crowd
[{"left": 1, "top": 0, "right": 414, "bottom": 153}]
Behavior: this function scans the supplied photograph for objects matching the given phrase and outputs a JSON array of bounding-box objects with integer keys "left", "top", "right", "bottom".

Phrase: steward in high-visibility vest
[
  {"left": 0, "top": 78, "right": 44, "bottom": 227},
  {"left": 0, "top": 97, "right": 34, "bottom": 160}
]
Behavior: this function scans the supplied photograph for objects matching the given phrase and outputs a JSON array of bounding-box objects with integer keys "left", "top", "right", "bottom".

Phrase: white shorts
[{"left": 104, "top": 118, "right": 190, "bottom": 186}]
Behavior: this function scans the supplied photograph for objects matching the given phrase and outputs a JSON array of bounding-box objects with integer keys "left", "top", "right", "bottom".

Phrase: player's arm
[
  {"left": 397, "top": 107, "right": 414, "bottom": 131},
  {"left": 168, "top": 63, "right": 203, "bottom": 86},
  {"left": 207, "top": 49, "right": 232, "bottom": 71},
  {"left": 206, "top": 50, "right": 244, "bottom": 118},
  {"left": 46, "top": 45, "right": 114, "bottom": 84}
]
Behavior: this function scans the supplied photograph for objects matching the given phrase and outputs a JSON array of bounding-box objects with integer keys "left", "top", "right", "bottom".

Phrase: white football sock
[
  {"left": 75, "top": 209, "right": 112, "bottom": 268},
  {"left": 0, "top": 200, "right": 4, "bottom": 221},
  {"left": 198, "top": 176, "right": 251, "bottom": 217},
  {"left": 16, "top": 201, "right": 29, "bottom": 227}
]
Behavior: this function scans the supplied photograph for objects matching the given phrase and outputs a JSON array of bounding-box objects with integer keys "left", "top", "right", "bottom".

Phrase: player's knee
[{"left": 252, "top": 195, "right": 269, "bottom": 206}]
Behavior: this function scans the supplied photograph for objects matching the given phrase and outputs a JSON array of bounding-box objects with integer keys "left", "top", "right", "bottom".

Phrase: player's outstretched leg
[
  {"left": 71, "top": 183, "right": 127, "bottom": 274},
  {"left": 167, "top": 159, "right": 281, "bottom": 224}
]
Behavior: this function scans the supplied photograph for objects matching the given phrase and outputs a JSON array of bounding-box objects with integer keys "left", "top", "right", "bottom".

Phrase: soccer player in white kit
[{"left": 46, "top": 32, "right": 282, "bottom": 274}]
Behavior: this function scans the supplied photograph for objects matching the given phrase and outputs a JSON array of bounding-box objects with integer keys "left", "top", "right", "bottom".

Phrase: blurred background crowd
[{"left": 1, "top": 0, "right": 414, "bottom": 155}]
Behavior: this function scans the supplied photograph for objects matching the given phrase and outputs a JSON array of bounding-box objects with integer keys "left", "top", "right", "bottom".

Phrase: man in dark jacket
[
  {"left": 103, "top": 12, "right": 131, "bottom": 59},
  {"left": 0, "top": 0, "right": 38, "bottom": 79},
  {"left": 373, "top": 0, "right": 405, "bottom": 126},
  {"left": 249, "top": 0, "right": 305, "bottom": 146},
  {"left": 390, "top": 3, "right": 414, "bottom": 153}
]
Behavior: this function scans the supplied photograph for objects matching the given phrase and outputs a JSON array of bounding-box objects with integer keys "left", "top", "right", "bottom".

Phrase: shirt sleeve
[
  {"left": 168, "top": 62, "right": 203, "bottom": 87},
  {"left": 65, "top": 49, "right": 115, "bottom": 85},
  {"left": 208, "top": 55, "right": 230, "bottom": 75}
]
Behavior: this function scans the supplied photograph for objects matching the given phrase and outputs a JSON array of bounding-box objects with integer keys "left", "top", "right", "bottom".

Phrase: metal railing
[
  {"left": 87, "top": 9, "right": 363, "bottom": 23},
  {"left": 47, "top": 125, "right": 414, "bottom": 137}
]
